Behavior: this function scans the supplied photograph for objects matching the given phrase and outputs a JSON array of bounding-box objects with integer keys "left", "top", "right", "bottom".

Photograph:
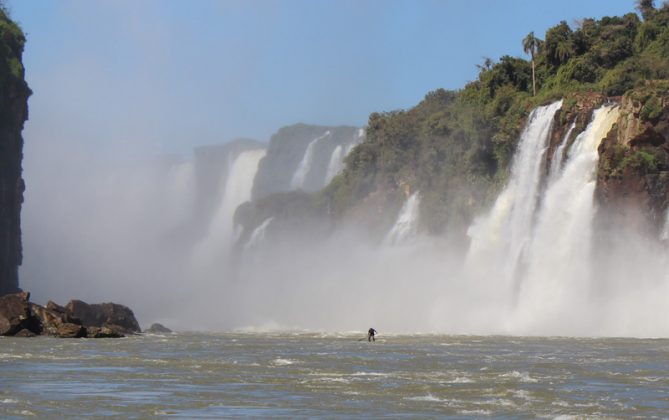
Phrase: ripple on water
[
  {"left": 499, "top": 370, "right": 538, "bottom": 383},
  {"left": 271, "top": 358, "right": 298, "bottom": 366}
]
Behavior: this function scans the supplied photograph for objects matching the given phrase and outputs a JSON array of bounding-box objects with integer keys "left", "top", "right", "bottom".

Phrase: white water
[
  {"left": 194, "top": 148, "right": 266, "bottom": 263},
  {"left": 243, "top": 217, "right": 274, "bottom": 252},
  {"left": 513, "top": 105, "right": 620, "bottom": 334},
  {"left": 324, "top": 130, "right": 364, "bottom": 185},
  {"left": 467, "top": 101, "right": 562, "bottom": 290},
  {"left": 324, "top": 145, "right": 343, "bottom": 184},
  {"left": 385, "top": 192, "right": 421, "bottom": 245},
  {"left": 290, "top": 131, "right": 331, "bottom": 190}
]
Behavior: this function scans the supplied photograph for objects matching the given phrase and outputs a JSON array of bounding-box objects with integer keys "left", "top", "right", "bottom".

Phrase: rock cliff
[
  {"left": 251, "top": 124, "right": 361, "bottom": 200},
  {"left": 0, "top": 11, "right": 30, "bottom": 296},
  {"left": 596, "top": 81, "right": 669, "bottom": 235}
]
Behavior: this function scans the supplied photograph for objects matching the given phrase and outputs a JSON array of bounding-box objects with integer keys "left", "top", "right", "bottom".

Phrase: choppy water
[{"left": 2, "top": 333, "right": 669, "bottom": 418}]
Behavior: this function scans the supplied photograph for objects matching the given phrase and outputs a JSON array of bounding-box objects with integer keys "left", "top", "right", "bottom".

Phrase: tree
[
  {"left": 636, "top": 0, "right": 656, "bottom": 20},
  {"left": 522, "top": 32, "right": 542, "bottom": 96}
]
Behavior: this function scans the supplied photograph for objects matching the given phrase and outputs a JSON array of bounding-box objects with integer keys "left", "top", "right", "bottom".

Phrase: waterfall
[
  {"left": 513, "top": 105, "right": 620, "bottom": 333},
  {"left": 467, "top": 100, "right": 562, "bottom": 286},
  {"left": 547, "top": 120, "right": 576, "bottom": 185},
  {"left": 324, "top": 129, "right": 364, "bottom": 185},
  {"left": 290, "top": 131, "right": 331, "bottom": 190},
  {"left": 243, "top": 217, "right": 274, "bottom": 252},
  {"left": 194, "top": 148, "right": 266, "bottom": 262},
  {"left": 385, "top": 192, "right": 421, "bottom": 245},
  {"left": 324, "top": 145, "right": 343, "bottom": 185}
]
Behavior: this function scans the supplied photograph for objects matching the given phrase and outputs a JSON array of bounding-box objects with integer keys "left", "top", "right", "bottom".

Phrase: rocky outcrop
[
  {"left": 0, "top": 10, "right": 31, "bottom": 296},
  {"left": 144, "top": 323, "right": 172, "bottom": 333},
  {"left": 596, "top": 81, "right": 669, "bottom": 235},
  {"left": 0, "top": 291, "right": 38, "bottom": 335},
  {"left": 1, "top": 292, "right": 140, "bottom": 338},
  {"left": 66, "top": 299, "right": 141, "bottom": 335}
]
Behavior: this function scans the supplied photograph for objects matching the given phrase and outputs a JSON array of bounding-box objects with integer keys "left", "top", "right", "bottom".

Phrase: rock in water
[
  {"left": 30, "top": 300, "right": 82, "bottom": 336},
  {"left": 144, "top": 323, "right": 172, "bottom": 333},
  {"left": 56, "top": 323, "right": 86, "bottom": 338},
  {"left": 65, "top": 300, "right": 141, "bottom": 335},
  {"left": 14, "top": 328, "right": 36, "bottom": 337},
  {"left": 86, "top": 326, "right": 124, "bottom": 338},
  {"left": 0, "top": 291, "right": 40, "bottom": 335}
]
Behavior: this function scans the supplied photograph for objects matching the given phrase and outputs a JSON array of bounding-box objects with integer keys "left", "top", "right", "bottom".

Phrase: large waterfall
[
  {"left": 467, "top": 101, "right": 562, "bottom": 290},
  {"left": 464, "top": 103, "right": 629, "bottom": 335},
  {"left": 513, "top": 105, "right": 620, "bottom": 333},
  {"left": 194, "top": 148, "right": 266, "bottom": 264}
]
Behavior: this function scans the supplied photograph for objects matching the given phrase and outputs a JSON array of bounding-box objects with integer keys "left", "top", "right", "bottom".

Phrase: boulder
[
  {"left": 65, "top": 300, "right": 140, "bottom": 335},
  {"left": 56, "top": 323, "right": 86, "bottom": 338},
  {"left": 31, "top": 301, "right": 83, "bottom": 336},
  {"left": 0, "top": 292, "right": 40, "bottom": 335},
  {"left": 144, "top": 323, "right": 172, "bottom": 333},
  {"left": 14, "top": 328, "right": 36, "bottom": 337},
  {"left": 86, "top": 326, "right": 124, "bottom": 338}
]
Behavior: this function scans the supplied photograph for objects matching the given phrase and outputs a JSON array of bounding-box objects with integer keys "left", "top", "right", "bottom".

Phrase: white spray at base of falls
[
  {"left": 385, "top": 192, "right": 421, "bottom": 246},
  {"left": 467, "top": 101, "right": 562, "bottom": 290},
  {"left": 193, "top": 148, "right": 267, "bottom": 265},
  {"left": 290, "top": 131, "right": 331, "bottom": 190}
]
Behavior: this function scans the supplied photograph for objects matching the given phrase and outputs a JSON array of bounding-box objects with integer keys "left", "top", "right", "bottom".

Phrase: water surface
[{"left": 2, "top": 333, "right": 669, "bottom": 417}]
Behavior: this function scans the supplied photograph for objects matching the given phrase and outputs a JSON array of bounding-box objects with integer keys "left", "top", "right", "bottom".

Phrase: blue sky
[{"left": 10, "top": 0, "right": 635, "bottom": 157}]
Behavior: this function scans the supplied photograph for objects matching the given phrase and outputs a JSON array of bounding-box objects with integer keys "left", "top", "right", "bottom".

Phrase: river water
[{"left": 2, "top": 332, "right": 669, "bottom": 418}]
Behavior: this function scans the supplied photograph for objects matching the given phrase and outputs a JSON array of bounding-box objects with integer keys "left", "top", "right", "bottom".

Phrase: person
[{"left": 368, "top": 327, "right": 377, "bottom": 342}]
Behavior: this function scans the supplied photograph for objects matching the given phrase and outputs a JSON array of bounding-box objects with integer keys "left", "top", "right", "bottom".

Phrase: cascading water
[
  {"left": 324, "top": 129, "right": 364, "bottom": 185},
  {"left": 324, "top": 145, "right": 343, "bottom": 184},
  {"left": 243, "top": 217, "right": 274, "bottom": 252},
  {"left": 290, "top": 131, "right": 331, "bottom": 190},
  {"left": 513, "top": 105, "right": 619, "bottom": 334},
  {"left": 547, "top": 120, "right": 576, "bottom": 185},
  {"left": 466, "top": 101, "right": 562, "bottom": 290},
  {"left": 194, "top": 148, "right": 267, "bottom": 264},
  {"left": 385, "top": 192, "right": 421, "bottom": 245}
]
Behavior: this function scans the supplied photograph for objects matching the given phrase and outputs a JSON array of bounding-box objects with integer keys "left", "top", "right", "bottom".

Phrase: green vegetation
[
  {"left": 317, "top": 1, "right": 669, "bottom": 236},
  {"left": 0, "top": 7, "right": 29, "bottom": 124}
]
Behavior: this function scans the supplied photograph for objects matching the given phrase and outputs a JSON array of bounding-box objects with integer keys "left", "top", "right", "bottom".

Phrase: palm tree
[{"left": 522, "top": 32, "right": 542, "bottom": 96}]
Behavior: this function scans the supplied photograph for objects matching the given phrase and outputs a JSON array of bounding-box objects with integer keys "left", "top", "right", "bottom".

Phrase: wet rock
[
  {"left": 31, "top": 300, "right": 85, "bottom": 336},
  {"left": 14, "top": 328, "right": 36, "bottom": 337},
  {"left": 0, "top": 291, "right": 40, "bottom": 335},
  {"left": 56, "top": 323, "right": 86, "bottom": 338},
  {"left": 596, "top": 81, "right": 669, "bottom": 235},
  {"left": 65, "top": 300, "right": 140, "bottom": 335},
  {"left": 144, "top": 323, "right": 172, "bottom": 333},
  {"left": 86, "top": 326, "right": 124, "bottom": 338}
]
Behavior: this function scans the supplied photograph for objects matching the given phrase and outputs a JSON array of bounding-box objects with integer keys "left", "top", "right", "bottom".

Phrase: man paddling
[{"left": 368, "top": 327, "right": 377, "bottom": 342}]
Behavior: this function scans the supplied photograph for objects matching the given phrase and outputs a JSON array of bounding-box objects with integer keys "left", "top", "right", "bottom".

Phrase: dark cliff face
[
  {"left": 0, "top": 11, "right": 31, "bottom": 296},
  {"left": 596, "top": 81, "right": 669, "bottom": 236}
]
